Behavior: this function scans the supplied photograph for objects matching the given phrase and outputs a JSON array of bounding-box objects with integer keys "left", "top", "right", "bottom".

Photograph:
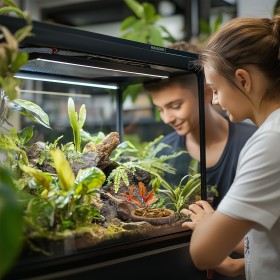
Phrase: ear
[
  {"left": 235, "top": 69, "right": 252, "bottom": 93},
  {"left": 203, "top": 83, "right": 214, "bottom": 103}
]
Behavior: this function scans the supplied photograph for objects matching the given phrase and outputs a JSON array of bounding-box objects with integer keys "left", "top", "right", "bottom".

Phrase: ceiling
[{"left": 32, "top": 0, "right": 235, "bottom": 27}]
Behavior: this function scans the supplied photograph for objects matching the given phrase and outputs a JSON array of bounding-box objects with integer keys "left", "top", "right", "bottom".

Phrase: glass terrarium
[{"left": 0, "top": 15, "right": 211, "bottom": 280}]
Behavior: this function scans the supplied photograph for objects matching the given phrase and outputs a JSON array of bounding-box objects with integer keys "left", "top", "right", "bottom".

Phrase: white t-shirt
[{"left": 218, "top": 108, "right": 280, "bottom": 280}]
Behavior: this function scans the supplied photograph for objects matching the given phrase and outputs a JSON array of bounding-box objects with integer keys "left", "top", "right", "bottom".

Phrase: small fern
[{"left": 108, "top": 135, "right": 187, "bottom": 193}]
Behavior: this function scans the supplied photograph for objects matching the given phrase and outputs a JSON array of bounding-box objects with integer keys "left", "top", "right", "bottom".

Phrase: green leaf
[
  {"left": 50, "top": 149, "right": 75, "bottom": 192},
  {"left": 0, "top": 168, "right": 23, "bottom": 278},
  {"left": 199, "top": 19, "right": 211, "bottom": 34},
  {"left": 213, "top": 14, "right": 223, "bottom": 32},
  {"left": 0, "top": 6, "right": 24, "bottom": 18},
  {"left": 124, "top": 0, "right": 144, "bottom": 19},
  {"left": 12, "top": 99, "right": 51, "bottom": 129},
  {"left": 14, "top": 24, "right": 33, "bottom": 43},
  {"left": 159, "top": 25, "right": 176, "bottom": 43},
  {"left": 3, "top": 0, "right": 18, "bottom": 9},
  {"left": 20, "top": 165, "right": 53, "bottom": 191},
  {"left": 68, "top": 97, "right": 81, "bottom": 152},
  {"left": 122, "top": 84, "right": 143, "bottom": 103},
  {"left": 10, "top": 51, "right": 29, "bottom": 72},
  {"left": 78, "top": 104, "right": 86, "bottom": 128},
  {"left": 74, "top": 167, "right": 106, "bottom": 195},
  {"left": 143, "top": 2, "right": 159, "bottom": 22},
  {"left": 148, "top": 25, "right": 164, "bottom": 46},
  {"left": 17, "top": 125, "right": 33, "bottom": 144},
  {"left": 120, "top": 16, "right": 137, "bottom": 31},
  {"left": 2, "top": 77, "right": 20, "bottom": 100}
]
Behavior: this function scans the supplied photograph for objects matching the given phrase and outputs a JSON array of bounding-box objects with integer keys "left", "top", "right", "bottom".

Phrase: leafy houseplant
[
  {"left": 119, "top": 0, "right": 176, "bottom": 103},
  {"left": 120, "top": 0, "right": 175, "bottom": 46}
]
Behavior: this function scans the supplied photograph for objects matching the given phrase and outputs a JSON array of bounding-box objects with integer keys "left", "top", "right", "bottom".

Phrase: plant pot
[{"left": 130, "top": 207, "right": 175, "bottom": 225}]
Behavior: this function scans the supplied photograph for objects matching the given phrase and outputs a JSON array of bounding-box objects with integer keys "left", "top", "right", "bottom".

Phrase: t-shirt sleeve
[{"left": 218, "top": 130, "right": 280, "bottom": 230}]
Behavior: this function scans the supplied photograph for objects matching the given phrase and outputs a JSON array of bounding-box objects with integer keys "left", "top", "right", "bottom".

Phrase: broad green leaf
[
  {"left": 74, "top": 167, "right": 106, "bottom": 195},
  {"left": 11, "top": 106, "right": 51, "bottom": 129},
  {"left": 199, "top": 19, "right": 211, "bottom": 34},
  {"left": 120, "top": 16, "right": 137, "bottom": 31},
  {"left": 50, "top": 149, "right": 75, "bottom": 192},
  {"left": 2, "top": 77, "right": 20, "bottom": 100},
  {"left": 17, "top": 125, "right": 33, "bottom": 144},
  {"left": 12, "top": 99, "right": 51, "bottom": 129},
  {"left": 134, "top": 32, "right": 148, "bottom": 43},
  {"left": 10, "top": 51, "right": 29, "bottom": 72},
  {"left": 124, "top": 0, "right": 144, "bottom": 19},
  {"left": 143, "top": 2, "right": 158, "bottom": 22},
  {"left": 148, "top": 25, "right": 163, "bottom": 46},
  {"left": 122, "top": 84, "right": 142, "bottom": 102}
]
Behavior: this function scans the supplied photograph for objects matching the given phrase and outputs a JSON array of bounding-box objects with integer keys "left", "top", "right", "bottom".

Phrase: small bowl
[{"left": 130, "top": 208, "right": 175, "bottom": 225}]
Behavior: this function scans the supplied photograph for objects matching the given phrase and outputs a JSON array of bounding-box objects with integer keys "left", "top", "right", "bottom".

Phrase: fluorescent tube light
[{"left": 15, "top": 73, "right": 119, "bottom": 90}]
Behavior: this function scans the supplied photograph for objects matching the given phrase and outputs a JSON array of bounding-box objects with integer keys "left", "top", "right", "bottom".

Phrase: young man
[{"left": 144, "top": 42, "right": 257, "bottom": 208}]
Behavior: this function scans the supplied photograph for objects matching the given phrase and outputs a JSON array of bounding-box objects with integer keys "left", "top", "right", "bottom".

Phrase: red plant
[{"left": 120, "top": 182, "right": 157, "bottom": 207}]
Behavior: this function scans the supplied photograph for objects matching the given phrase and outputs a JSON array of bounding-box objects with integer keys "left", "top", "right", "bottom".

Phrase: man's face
[{"left": 150, "top": 83, "right": 199, "bottom": 136}]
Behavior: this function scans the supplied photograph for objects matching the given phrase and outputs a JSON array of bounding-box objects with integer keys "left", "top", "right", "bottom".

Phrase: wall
[{"left": 237, "top": 0, "right": 277, "bottom": 17}]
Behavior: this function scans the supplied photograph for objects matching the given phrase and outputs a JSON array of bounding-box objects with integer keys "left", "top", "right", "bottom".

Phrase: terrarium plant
[
  {"left": 107, "top": 134, "right": 187, "bottom": 193},
  {"left": 0, "top": 97, "right": 117, "bottom": 255},
  {"left": 151, "top": 172, "right": 201, "bottom": 213}
]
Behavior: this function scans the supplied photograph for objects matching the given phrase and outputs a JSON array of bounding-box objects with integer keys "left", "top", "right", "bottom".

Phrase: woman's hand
[
  {"left": 180, "top": 200, "right": 214, "bottom": 230},
  {"left": 214, "top": 256, "right": 245, "bottom": 277}
]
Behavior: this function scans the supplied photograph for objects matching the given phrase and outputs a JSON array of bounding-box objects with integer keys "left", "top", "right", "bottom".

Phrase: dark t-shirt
[{"left": 156, "top": 119, "right": 257, "bottom": 208}]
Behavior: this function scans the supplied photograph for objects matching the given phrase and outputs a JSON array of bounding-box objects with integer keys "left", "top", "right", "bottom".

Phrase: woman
[{"left": 186, "top": 15, "right": 280, "bottom": 280}]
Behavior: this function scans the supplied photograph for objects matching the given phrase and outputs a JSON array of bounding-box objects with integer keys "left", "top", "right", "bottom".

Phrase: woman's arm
[
  {"left": 181, "top": 201, "right": 247, "bottom": 276},
  {"left": 190, "top": 211, "right": 253, "bottom": 270}
]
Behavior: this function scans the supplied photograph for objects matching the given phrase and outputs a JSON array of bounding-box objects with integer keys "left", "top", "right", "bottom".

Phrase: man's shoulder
[
  {"left": 160, "top": 131, "right": 182, "bottom": 144},
  {"left": 229, "top": 120, "right": 257, "bottom": 135}
]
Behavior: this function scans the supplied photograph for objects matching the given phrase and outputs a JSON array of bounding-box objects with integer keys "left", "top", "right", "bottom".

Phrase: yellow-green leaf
[
  {"left": 50, "top": 149, "right": 75, "bottom": 192},
  {"left": 75, "top": 167, "right": 106, "bottom": 195},
  {"left": 21, "top": 165, "right": 53, "bottom": 191}
]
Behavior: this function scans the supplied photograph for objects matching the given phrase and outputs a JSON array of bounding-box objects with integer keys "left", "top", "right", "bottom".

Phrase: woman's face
[
  {"left": 204, "top": 65, "right": 249, "bottom": 122},
  {"left": 150, "top": 83, "right": 200, "bottom": 136}
]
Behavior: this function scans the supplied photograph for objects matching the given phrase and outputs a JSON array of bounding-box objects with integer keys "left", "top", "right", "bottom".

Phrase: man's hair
[
  {"left": 143, "top": 73, "right": 197, "bottom": 93},
  {"left": 167, "top": 41, "right": 201, "bottom": 54}
]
